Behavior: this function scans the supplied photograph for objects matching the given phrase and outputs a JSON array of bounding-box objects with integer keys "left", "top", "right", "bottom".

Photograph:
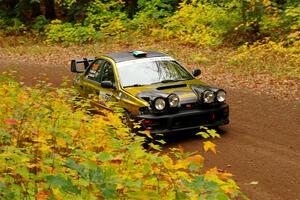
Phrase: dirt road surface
[{"left": 1, "top": 61, "right": 299, "bottom": 200}]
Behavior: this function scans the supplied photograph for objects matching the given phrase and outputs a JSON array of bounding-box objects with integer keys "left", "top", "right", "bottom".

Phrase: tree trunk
[
  {"left": 39, "top": 0, "right": 46, "bottom": 17},
  {"left": 45, "top": 0, "right": 56, "bottom": 19},
  {"left": 125, "top": 0, "right": 138, "bottom": 18},
  {"left": 31, "top": 2, "right": 41, "bottom": 18}
]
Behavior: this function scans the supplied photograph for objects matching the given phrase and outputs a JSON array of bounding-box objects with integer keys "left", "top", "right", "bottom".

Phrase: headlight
[
  {"left": 168, "top": 94, "right": 180, "bottom": 107},
  {"left": 203, "top": 90, "right": 215, "bottom": 103},
  {"left": 217, "top": 90, "right": 226, "bottom": 102},
  {"left": 154, "top": 98, "right": 166, "bottom": 111}
]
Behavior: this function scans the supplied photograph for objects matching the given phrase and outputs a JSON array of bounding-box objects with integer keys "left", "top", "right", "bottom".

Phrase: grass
[{"left": 227, "top": 42, "right": 300, "bottom": 80}]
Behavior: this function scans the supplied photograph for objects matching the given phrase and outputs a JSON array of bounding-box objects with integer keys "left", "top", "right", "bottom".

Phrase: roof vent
[{"left": 132, "top": 50, "right": 147, "bottom": 57}]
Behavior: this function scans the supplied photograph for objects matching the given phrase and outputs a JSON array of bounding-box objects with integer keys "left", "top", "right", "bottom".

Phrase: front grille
[
  {"left": 142, "top": 118, "right": 169, "bottom": 130},
  {"left": 180, "top": 102, "right": 223, "bottom": 111},
  {"left": 139, "top": 103, "right": 229, "bottom": 132},
  {"left": 171, "top": 109, "right": 227, "bottom": 129}
]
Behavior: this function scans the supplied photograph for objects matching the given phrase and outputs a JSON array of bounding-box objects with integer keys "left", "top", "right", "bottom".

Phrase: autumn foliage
[
  {"left": 0, "top": 77, "right": 245, "bottom": 199},
  {"left": 1, "top": 0, "right": 300, "bottom": 47}
]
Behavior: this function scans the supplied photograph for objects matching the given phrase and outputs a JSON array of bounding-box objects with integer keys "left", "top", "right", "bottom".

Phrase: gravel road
[{"left": 1, "top": 61, "right": 299, "bottom": 200}]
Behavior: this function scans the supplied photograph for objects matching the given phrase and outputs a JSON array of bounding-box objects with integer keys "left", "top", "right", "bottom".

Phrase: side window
[
  {"left": 85, "top": 59, "right": 105, "bottom": 82},
  {"left": 101, "top": 62, "right": 115, "bottom": 84}
]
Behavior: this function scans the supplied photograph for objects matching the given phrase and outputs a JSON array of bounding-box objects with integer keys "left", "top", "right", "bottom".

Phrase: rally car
[{"left": 71, "top": 51, "right": 229, "bottom": 134}]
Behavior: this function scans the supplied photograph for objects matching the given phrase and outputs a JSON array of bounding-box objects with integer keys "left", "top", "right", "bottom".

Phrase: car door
[
  {"left": 98, "top": 61, "right": 118, "bottom": 102},
  {"left": 82, "top": 58, "right": 105, "bottom": 96},
  {"left": 82, "top": 58, "right": 118, "bottom": 108}
]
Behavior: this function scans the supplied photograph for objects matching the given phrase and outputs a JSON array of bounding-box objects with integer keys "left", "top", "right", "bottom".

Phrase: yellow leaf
[
  {"left": 174, "top": 160, "right": 189, "bottom": 169},
  {"left": 139, "top": 130, "right": 153, "bottom": 139},
  {"left": 219, "top": 172, "right": 233, "bottom": 180},
  {"left": 52, "top": 188, "right": 63, "bottom": 200},
  {"left": 133, "top": 122, "right": 141, "bottom": 129},
  {"left": 221, "top": 185, "right": 233, "bottom": 194},
  {"left": 56, "top": 138, "right": 66, "bottom": 147},
  {"left": 203, "top": 141, "right": 217, "bottom": 154},
  {"left": 205, "top": 167, "right": 218, "bottom": 176},
  {"left": 207, "top": 129, "right": 220, "bottom": 138},
  {"left": 204, "top": 167, "right": 224, "bottom": 183},
  {"left": 163, "top": 155, "right": 174, "bottom": 169},
  {"left": 185, "top": 155, "right": 204, "bottom": 165}
]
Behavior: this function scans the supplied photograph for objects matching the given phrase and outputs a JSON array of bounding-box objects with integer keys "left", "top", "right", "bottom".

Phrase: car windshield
[{"left": 116, "top": 57, "right": 193, "bottom": 88}]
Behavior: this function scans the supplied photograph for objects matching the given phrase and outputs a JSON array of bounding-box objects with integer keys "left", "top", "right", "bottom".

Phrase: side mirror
[
  {"left": 192, "top": 69, "right": 201, "bottom": 77},
  {"left": 71, "top": 58, "right": 95, "bottom": 73},
  {"left": 71, "top": 60, "right": 85, "bottom": 73},
  {"left": 101, "top": 81, "right": 114, "bottom": 89}
]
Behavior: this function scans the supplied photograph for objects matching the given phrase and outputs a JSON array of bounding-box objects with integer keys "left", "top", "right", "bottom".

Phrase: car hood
[{"left": 123, "top": 79, "right": 212, "bottom": 104}]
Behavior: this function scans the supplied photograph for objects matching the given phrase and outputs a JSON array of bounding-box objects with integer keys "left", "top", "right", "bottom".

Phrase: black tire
[{"left": 121, "top": 110, "right": 134, "bottom": 130}]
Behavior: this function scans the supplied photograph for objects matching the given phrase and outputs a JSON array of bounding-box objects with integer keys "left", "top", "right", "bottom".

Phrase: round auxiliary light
[
  {"left": 169, "top": 94, "right": 180, "bottom": 107},
  {"left": 217, "top": 90, "right": 226, "bottom": 102},
  {"left": 154, "top": 98, "right": 166, "bottom": 111},
  {"left": 203, "top": 90, "right": 215, "bottom": 103}
]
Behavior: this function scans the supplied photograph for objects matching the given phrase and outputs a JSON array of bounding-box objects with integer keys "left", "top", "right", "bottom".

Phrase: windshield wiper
[
  {"left": 161, "top": 79, "right": 179, "bottom": 83},
  {"left": 151, "top": 79, "right": 188, "bottom": 84},
  {"left": 123, "top": 84, "right": 145, "bottom": 88}
]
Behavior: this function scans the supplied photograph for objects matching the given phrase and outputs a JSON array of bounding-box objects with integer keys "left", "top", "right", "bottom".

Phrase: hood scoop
[{"left": 156, "top": 84, "right": 187, "bottom": 90}]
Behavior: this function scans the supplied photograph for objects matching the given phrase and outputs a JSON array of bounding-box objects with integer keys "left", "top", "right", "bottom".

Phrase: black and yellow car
[{"left": 71, "top": 51, "right": 229, "bottom": 134}]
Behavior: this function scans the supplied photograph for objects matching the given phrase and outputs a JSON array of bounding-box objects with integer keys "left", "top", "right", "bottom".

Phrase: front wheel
[{"left": 121, "top": 110, "right": 134, "bottom": 130}]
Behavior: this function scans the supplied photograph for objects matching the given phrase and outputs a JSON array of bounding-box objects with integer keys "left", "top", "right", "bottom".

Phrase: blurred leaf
[
  {"left": 98, "top": 152, "right": 114, "bottom": 162},
  {"left": 203, "top": 141, "right": 217, "bottom": 154},
  {"left": 46, "top": 175, "right": 80, "bottom": 194}
]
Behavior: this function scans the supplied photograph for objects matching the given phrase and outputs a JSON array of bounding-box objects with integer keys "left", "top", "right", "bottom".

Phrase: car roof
[{"left": 104, "top": 51, "right": 168, "bottom": 63}]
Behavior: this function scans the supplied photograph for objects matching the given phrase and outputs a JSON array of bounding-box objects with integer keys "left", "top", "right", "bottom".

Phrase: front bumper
[{"left": 136, "top": 104, "right": 229, "bottom": 134}]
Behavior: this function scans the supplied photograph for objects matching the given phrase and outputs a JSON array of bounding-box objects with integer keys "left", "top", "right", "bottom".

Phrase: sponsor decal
[{"left": 98, "top": 91, "right": 113, "bottom": 101}]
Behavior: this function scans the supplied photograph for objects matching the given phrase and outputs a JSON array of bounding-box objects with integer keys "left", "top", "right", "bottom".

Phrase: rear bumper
[{"left": 136, "top": 104, "right": 229, "bottom": 134}]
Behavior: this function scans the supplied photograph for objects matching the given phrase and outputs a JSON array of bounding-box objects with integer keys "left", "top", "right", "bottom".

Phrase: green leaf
[
  {"left": 0, "top": 130, "right": 12, "bottom": 144},
  {"left": 55, "top": 131, "right": 73, "bottom": 144},
  {"left": 204, "top": 181, "right": 219, "bottom": 191},
  {"left": 102, "top": 187, "right": 117, "bottom": 199},
  {"left": 143, "top": 163, "right": 152, "bottom": 175},
  {"left": 216, "top": 193, "right": 229, "bottom": 200},
  {"left": 16, "top": 167, "right": 30, "bottom": 179},
  {"left": 149, "top": 143, "right": 161, "bottom": 151},
  {"left": 157, "top": 139, "right": 166, "bottom": 144},
  {"left": 47, "top": 175, "right": 67, "bottom": 186},
  {"left": 46, "top": 175, "right": 80, "bottom": 194},
  {"left": 65, "top": 158, "right": 84, "bottom": 175},
  {"left": 78, "top": 178, "right": 89, "bottom": 187},
  {"left": 207, "top": 129, "right": 220, "bottom": 138},
  {"left": 188, "top": 162, "right": 201, "bottom": 171},
  {"left": 175, "top": 188, "right": 188, "bottom": 200},
  {"left": 196, "top": 131, "right": 210, "bottom": 138},
  {"left": 0, "top": 182, "right": 6, "bottom": 190},
  {"left": 98, "top": 152, "right": 113, "bottom": 162}
]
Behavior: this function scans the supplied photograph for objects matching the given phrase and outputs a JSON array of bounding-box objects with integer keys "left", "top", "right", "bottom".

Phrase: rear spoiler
[{"left": 71, "top": 57, "right": 96, "bottom": 73}]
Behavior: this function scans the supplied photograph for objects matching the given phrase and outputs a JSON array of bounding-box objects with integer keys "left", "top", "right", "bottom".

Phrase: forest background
[{"left": 1, "top": 0, "right": 300, "bottom": 47}]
